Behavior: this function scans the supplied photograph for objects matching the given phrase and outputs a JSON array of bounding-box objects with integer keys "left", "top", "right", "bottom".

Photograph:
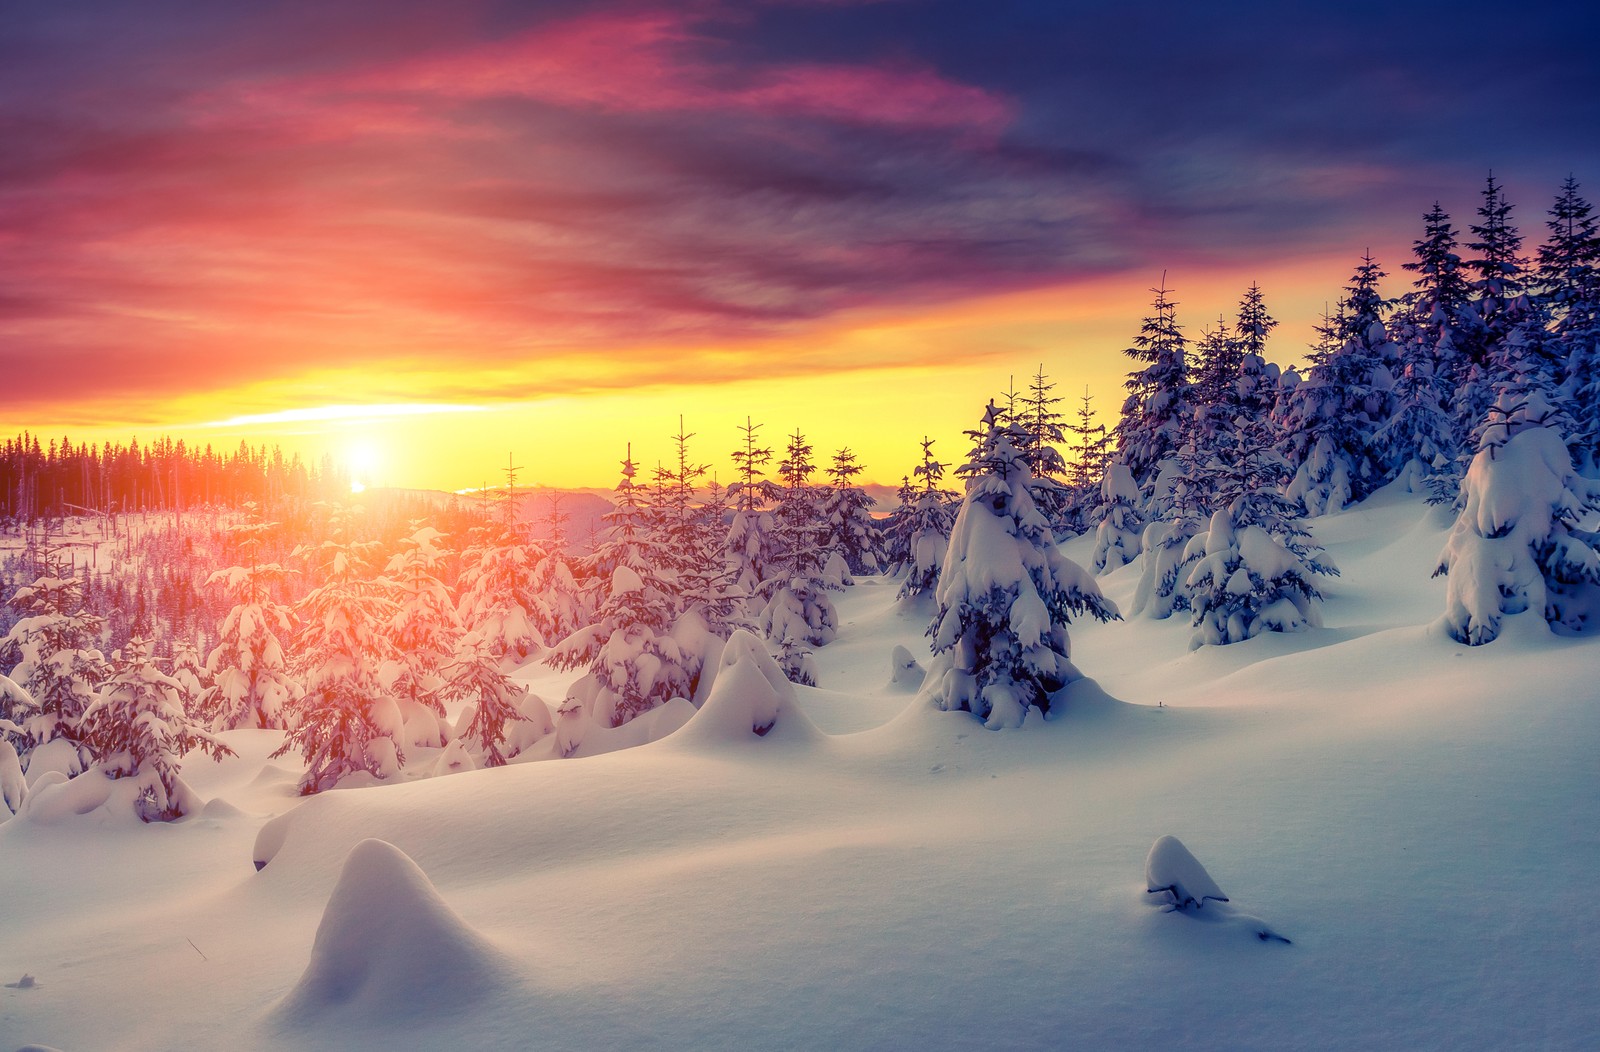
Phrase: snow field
[{"left": 2, "top": 487, "right": 1598, "bottom": 1050}]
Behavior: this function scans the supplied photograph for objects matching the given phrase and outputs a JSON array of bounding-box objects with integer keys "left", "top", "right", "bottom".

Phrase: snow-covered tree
[
  {"left": 1536, "top": 177, "right": 1600, "bottom": 470},
  {"left": 274, "top": 510, "right": 405, "bottom": 794},
  {"left": 1116, "top": 277, "right": 1192, "bottom": 492},
  {"left": 1281, "top": 253, "right": 1400, "bottom": 513},
  {"left": 1013, "top": 367, "right": 1072, "bottom": 530},
  {"left": 1062, "top": 387, "right": 1113, "bottom": 533},
  {"left": 1435, "top": 390, "right": 1600, "bottom": 644},
  {"left": 202, "top": 561, "right": 299, "bottom": 731},
  {"left": 1, "top": 575, "right": 107, "bottom": 775},
  {"left": 551, "top": 449, "right": 698, "bottom": 732},
  {"left": 1092, "top": 462, "right": 1143, "bottom": 573},
  {"left": 80, "top": 637, "right": 235, "bottom": 822},
  {"left": 1382, "top": 205, "right": 1472, "bottom": 497},
  {"left": 819, "top": 447, "right": 882, "bottom": 576},
  {"left": 1185, "top": 501, "right": 1331, "bottom": 648},
  {"left": 921, "top": 402, "right": 1119, "bottom": 728},
  {"left": 892, "top": 438, "right": 959, "bottom": 602},
  {"left": 455, "top": 522, "right": 545, "bottom": 667},
  {"left": 725, "top": 417, "right": 780, "bottom": 614},
  {"left": 441, "top": 638, "right": 531, "bottom": 767},
  {"left": 757, "top": 429, "right": 838, "bottom": 684},
  {"left": 383, "top": 525, "right": 460, "bottom": 748}
]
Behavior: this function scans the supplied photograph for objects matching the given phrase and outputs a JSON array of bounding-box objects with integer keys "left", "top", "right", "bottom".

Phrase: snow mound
[
  {"left": 671, "top": 629, "right": 820, "bottom": 746},
  {"left": 888, "top": 645, "right": 925, "bottom": 691},
  {"left": 271, "top": 838, "right": 514, "bottom": 1026},
  {"left": 1144, "top": 835, "right": 1291, "bottom": 944},
  {"left": 1145, "top": 835, "right": 1228, "bottom": 910},
  {"left": 1, "top": 739, "right": 26, "bottom": 819}
]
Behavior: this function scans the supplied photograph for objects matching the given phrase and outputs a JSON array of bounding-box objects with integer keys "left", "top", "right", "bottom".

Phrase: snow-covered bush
[
  {"left": 80, "top": 637, "right": 235, "bottom": 821},
  {"left": 1435, "top": 393, "right": 1600, "bottom": 644},
  {"left": 441, "top": 637, "right": 531, "bottom": 766},
  {"left": 1092, "top": 462, "right": 1144, "bottom": 573},
  {"left": 1185, "top": 503, "right": 1328, "bottom": 647},
  {"left": 921, "top": 403, "right": 1119, "bottom": 729},
  {"left": 1, "top": 575, "right": 107, "bottom": 773}
]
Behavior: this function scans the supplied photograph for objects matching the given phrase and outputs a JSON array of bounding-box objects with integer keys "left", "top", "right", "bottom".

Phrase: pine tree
[
  {"left": 1384, "top": 204, "right": 1472, "bottom": 497},
  {"left": 1116, "top": 277, "right": 1192, "bottom": 492},
  {"left": 1, "top": 575, "right": 107, "bottom": 776},
  {"left": 820, "top": 447, "right": 882, "bottom": 577},
  {"left": 1281, "top": 252, "right": 1400, "bottom": 513},
  {"left": 759, "top": 429, "right": 838, "bottom": 684},
  {"left": 80, "top": 637, "right": 235, "bottom": 821},
  {"left": 725, "top": 418, "right": 780, "bottom": 612},
  {"left": 274, "top": 507, "right": 404, "bottom": 794},
  {"left": 441, "top": 639, "right": 531, "bottom": 767},
  {"left": 1012, "top": 367, "right": 1071, "bottom": 530},
  {"left": 551, "top": 448, "right": 695, "bottom": 731},
  {"left": 1537, "top": 177, "right": 1600, "bottom": 470},
  {"left": 921, "top": 402, "right": 1118, "bottom": 728},
  {"left": 893, "top": 438, "right": 959, "bottom": 602},
  {"left": 383, "top": 525, "right": 461, "bottom": 748},
  {"left": 1435, "top": 388, "right": 1600, "bottom": 644}
]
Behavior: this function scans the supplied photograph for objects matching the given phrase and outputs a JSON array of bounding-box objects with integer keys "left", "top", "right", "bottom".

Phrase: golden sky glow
[{"left": 6, "top": 2, "right": 1591, "bottom": 491}]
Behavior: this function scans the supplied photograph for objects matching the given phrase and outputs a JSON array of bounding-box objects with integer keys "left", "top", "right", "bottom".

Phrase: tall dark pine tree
[
  {"left": 1281, "top": 253, "right": 1399, "bottom": 514},
  {"left": 1115, "top": 277, "right": 1191, "bottom": 493},
  {"left": 759, "top": 430, "right": 837, "bottom": 684},
  {"left": 1460, "top": 175, "right": 1532, "bottom": 436},
  {"left": 1013, "top": 367, "right": 1071, "bottom": 531},
  {"left": 1382, "top": 204, "right": 1471, "bottom": 496},
  {"left": 1537, "top": 177, "right": 1600, "bottom": 471}
]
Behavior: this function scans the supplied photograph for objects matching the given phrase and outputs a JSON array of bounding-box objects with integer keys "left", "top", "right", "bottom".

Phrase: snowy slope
[{"left": 2, "top": 487, "right": 1597, "bottom": 1051}]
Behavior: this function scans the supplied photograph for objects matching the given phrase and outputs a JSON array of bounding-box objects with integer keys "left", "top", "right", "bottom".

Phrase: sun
[{"left": 345, "top": 440, "right": 382, "bottom": 493}]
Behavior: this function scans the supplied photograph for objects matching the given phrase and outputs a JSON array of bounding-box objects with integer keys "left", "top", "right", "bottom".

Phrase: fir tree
[
  {"left": 921, "top": 402, "right": 1118, "bottom": 728},
  {"left": 274, "top": 507, "right": 404, "bottom": 794},
  {"left": 1281, "top": 252, "right": 1400, "bottom": 513},
  {"left": 1116, "top": 277, "right": 1192, "bottom": 492},
  {"left": 1537, "top": 177, "right": 1600, "bottom": 470},
  {"left": 383, "top": 525, "right": 461, "bottom": 748},
  {"left": 80, "top": 637, "right": 235, "bottom": 821},
  {"left": 820, "top": 447, "right": 882, "bottom": 577},
  {"left": 1435, "top": 388, "right": 1600, "bottom": 644},
  {"left": 1, "top": 575, "right": 107, "bottom": 775},
  {"left": 759, "top": 430, "right": 838, "bottom": 684},
  {"left": 893, "top": 438, "right": 959, "bottom": 602}
]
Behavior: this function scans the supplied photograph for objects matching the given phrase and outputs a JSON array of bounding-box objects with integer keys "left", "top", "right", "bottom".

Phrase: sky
[{"left": 3, "top": 0, "right": 1599, "bottom": 491}]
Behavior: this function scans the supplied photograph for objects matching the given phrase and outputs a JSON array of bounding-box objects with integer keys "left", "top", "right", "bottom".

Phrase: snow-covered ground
[{"left": 3, "top": 485, "right": 1597, "bottom": 1051}]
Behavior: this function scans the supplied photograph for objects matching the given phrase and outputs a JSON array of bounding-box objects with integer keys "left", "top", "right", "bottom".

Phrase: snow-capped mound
[
  {"left": 271, "top": 838, "right": 513, "bottom": 1025},
  {"left": 1145, "top": 834, "right": 1229, "bottom": 910},
  {"left": 671, "top": 629, "right": 820, "bottom": 745},
  {"left": 1, "top": 739, "right": 26, "bottom": 819},
  {"left": 888, "top": 645, "right": 925, "bottom": 691},
  {"left": 1143, "top": 835, "right": 1291, "bottom": 944}
]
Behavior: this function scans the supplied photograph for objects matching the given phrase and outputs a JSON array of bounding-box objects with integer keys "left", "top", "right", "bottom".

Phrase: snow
[
  {"left": 269, "top": 838, "right": 514, "bottom": 1027},
  {"left": 2, "top": 489, "right": 1599, "bottom": 1050}
]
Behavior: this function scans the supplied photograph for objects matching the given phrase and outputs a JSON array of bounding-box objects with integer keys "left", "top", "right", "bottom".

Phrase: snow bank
[
  {"left": 270, "top": 838, "right": 514, "bottom": 1026},
  {"left": 670, "top": 629, "right": 820, "bottom": 746}
]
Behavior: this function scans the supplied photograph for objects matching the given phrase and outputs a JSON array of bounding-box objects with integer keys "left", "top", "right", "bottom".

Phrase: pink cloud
[{"left": 271, "top": 8, "right": 1013, "bottom": 136}]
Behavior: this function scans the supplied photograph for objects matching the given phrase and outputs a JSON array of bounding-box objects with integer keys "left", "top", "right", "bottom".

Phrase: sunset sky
[{"left": 4, "top": 0, "right": 1599, "bottom": 491}]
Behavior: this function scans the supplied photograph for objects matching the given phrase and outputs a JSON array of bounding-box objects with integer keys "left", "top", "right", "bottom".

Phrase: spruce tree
[
  {"left": 921, "top": 402, "right": 1118, "bottom": 728},
  {"left": 80, "top": 636, "right": 235, "bottom": 821},
  {"left": 1115, "top": 277, "right": 1192, "bottom": 492}
]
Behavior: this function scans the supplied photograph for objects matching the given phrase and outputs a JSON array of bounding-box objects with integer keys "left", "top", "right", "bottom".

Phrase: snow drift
[{"left": 270, "top": 838, "right": 515, "bottom": 1027}]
